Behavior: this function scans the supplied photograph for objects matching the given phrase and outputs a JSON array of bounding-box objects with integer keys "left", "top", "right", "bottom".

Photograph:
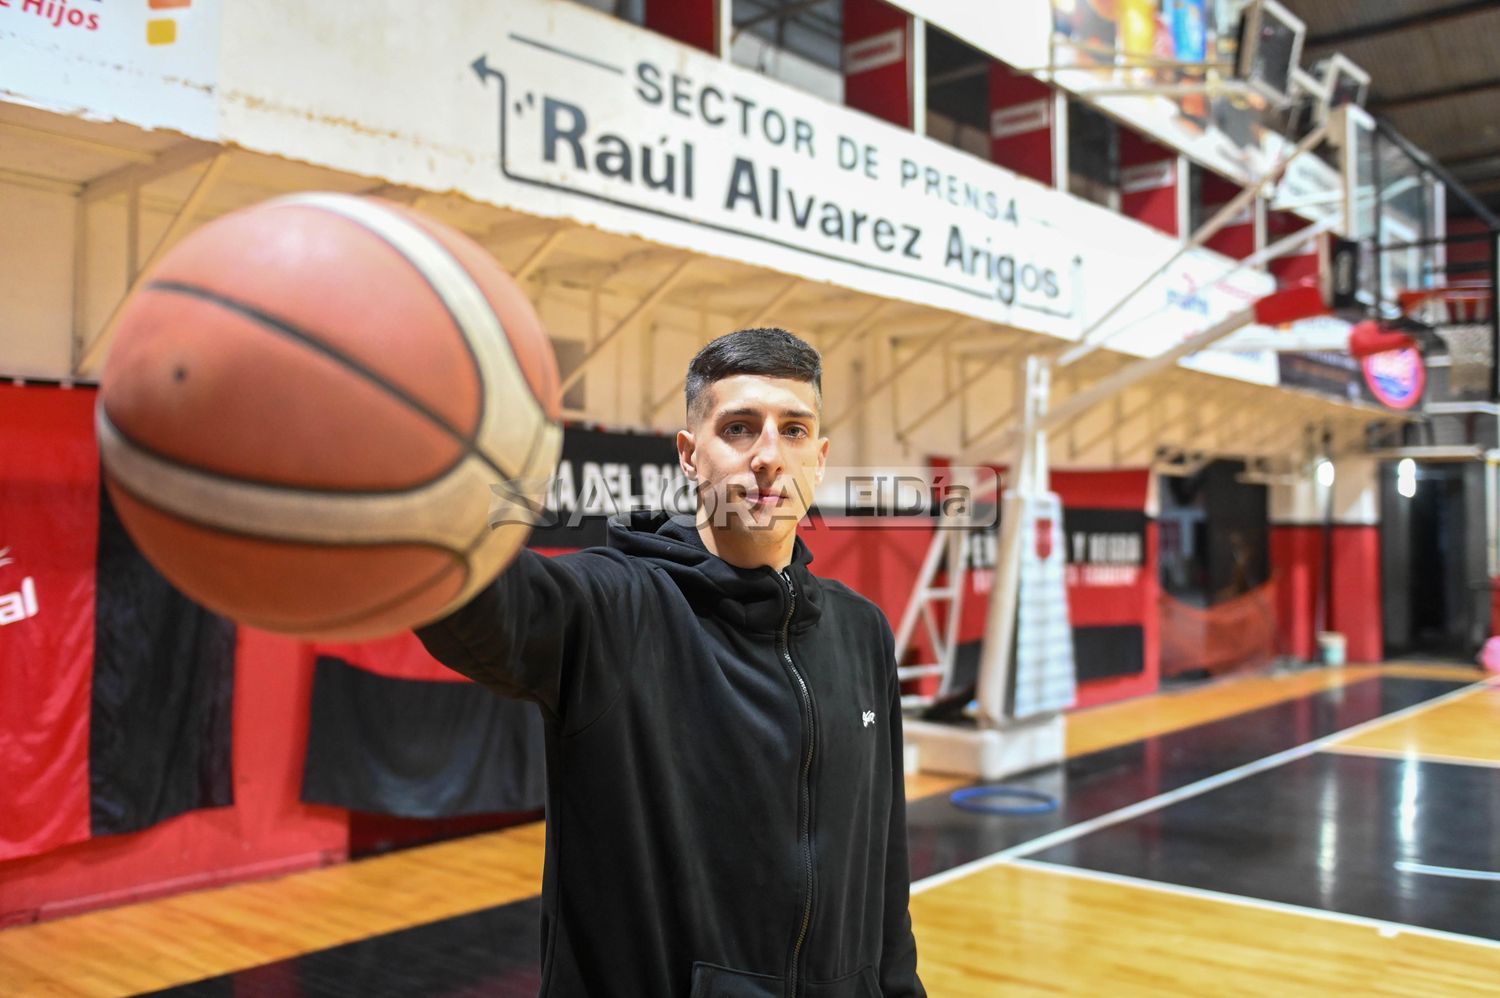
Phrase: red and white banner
[{"left": 0, "top": 388, "right": 99, "bottom": 860}]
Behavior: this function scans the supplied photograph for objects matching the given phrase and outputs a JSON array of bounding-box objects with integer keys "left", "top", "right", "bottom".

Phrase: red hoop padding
[{"left": 1348, "top": 320, "right": 1418, "bottom": 358}]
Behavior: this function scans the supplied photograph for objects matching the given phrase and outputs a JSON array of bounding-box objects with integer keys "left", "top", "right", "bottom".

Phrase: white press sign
[{"left": 466, "top": 27, "right": 1081, "bottom": 328}]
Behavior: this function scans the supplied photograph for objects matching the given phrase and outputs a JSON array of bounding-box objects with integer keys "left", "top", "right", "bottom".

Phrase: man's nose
[{"left": 749, "top": 422, "right": 784, "bottom": 477}]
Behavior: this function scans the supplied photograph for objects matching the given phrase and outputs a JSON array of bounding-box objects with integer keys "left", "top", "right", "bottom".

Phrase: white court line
[
  {"left": 912, "top": 677, "right": 1494, "bottom": 896},
  {"left": 1323, "top": 743, "right": 1500, "bottom": 770},
  {"left": 1005, "top": 858, "right": 1500, "bottom": 953},
  {"left": 1395, "top": 861, "right": 1500, "bottom": 882}
]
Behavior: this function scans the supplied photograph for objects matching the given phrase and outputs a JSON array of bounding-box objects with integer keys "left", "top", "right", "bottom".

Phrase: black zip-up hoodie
[{"left": 415, "top": 510, "right": 924, "bottom": 997}]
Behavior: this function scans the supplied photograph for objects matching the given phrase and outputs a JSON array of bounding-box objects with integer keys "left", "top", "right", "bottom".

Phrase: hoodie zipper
[{"left": 777, "top": 568, "right": 815, "bottom": 998}]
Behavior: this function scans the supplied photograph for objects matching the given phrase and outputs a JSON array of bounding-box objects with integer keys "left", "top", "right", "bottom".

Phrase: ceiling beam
[
  {"left": 1373, "top": 76, "right": 1500, "bottom": 112},
  {"left": 512, "top": 227, "right": 572, "bottom": 282},
  {"left": 0, "top": 121, "right": 157, "bottom": 165},
  {"left": 558, "top": 256, "right": 695, "bottom": 396},
  {"left": 0, "top": 167, "right": 80, "bottom": 197},
  {"left": 80, "top": 141, "right": 222, "bottom": 203},
  {"left": 817, "top": 300, "right": 897, "bottom": 361},
  {"left": 77, "top": 153, "right": 232, "bottom": 376},
  {"left": 1304, "top": 0, "right": 1496, "bottom": 49},
  {"left": 824, "top": 319, "right": 971, "bottom": 434}
]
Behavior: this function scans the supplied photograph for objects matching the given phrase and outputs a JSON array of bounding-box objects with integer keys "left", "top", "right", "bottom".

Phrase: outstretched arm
[{"left": 415, "top": 547, "right": 639, "bottom": 734}]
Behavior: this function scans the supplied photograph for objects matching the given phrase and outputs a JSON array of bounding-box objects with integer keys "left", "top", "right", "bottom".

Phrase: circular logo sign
[{"left": 1362, "top": 347, "right": 1425, "bottom": 410}]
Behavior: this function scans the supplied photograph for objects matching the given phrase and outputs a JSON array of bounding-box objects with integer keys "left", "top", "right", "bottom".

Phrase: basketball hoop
[{"left": 1397, "top": 286, "right": 1495, "bottom": 396}]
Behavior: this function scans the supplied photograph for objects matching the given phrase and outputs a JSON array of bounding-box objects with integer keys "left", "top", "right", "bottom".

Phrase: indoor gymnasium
[{"left": 3, "top": 1, "right": 1500, "bottom": 995}]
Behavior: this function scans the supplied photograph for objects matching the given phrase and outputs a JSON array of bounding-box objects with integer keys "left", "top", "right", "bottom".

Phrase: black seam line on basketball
[
  {"left": 241, "top": 559, "right": 461, "bottom": 633},
  {"left": 264, "top": 556, "right": 470, "bottom": 636},
  {"left": 99, "top": 401, "right": 482, "bottom": 501},
  {"left": 103, "top": 469, "right": 470, "bottom": 560},
  {"left": 462, "top": 421, "right": 557, "bottom": 556},
  {"left": 142, "top": 278, "right": 536, "bottom": 512},
  {"left": 105, "top": 404, "right": 550, "bottom": 550},
  {"left": 294, "top": 199, "right": 555, "bottom": 445},
  {"left": 144, "top": 279, "right": 544, "bottom": 515},
  {"left": 287, "top": 199, "right": 491, "bottom": 447}
]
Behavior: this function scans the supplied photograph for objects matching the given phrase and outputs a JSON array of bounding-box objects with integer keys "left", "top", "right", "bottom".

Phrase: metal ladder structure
[{"left": 891, "top": 511, "right": 972, "bottom": 710}]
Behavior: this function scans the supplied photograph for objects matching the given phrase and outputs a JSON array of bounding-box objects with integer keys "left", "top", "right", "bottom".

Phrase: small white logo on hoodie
[{"left": 862, "top": 710, "right": 876, "bottom": 728}]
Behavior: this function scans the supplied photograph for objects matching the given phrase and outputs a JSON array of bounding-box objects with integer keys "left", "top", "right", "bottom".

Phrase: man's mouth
[{"left": 746, "top": 489, "right": 787, "bottom": 507}]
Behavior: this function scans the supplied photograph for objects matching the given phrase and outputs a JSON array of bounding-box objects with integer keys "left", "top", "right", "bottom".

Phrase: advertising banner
[
  {"left": 0, "top": 386, "right": 235, "bottom": 862},
  {"left": 528, "top": 425, "right": 689, "bottom": 549},
  {"left": 0, "top": 0, "right": 220, "bottom": 137}
]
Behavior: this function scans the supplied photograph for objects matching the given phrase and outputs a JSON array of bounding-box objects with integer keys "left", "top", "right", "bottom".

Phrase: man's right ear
[{"left": 675, "top": 429, "right": 698, "bottom": 481}]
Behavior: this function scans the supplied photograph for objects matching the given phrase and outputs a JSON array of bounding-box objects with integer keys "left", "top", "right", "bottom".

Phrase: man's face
[{"left": 677, "top": 375, "right": 829, "bottom": 552}]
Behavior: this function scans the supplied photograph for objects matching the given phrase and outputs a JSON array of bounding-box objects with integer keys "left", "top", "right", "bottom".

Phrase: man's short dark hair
[{"left": 684, "top": 327, "right": 823, "bottom": 422}]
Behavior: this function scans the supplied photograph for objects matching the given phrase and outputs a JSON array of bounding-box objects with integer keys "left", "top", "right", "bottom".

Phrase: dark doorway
[
  {"left": 1157, "top": 460, "right": 1274, "bottom": 679},
  {"left": 1381, "top": 462, "right": 1487, "bottom": 659}
]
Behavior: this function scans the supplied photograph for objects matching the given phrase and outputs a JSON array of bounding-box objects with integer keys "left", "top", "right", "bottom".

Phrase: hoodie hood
[{"left": 606, "top": 510, "right": 824, "bottom": 634}]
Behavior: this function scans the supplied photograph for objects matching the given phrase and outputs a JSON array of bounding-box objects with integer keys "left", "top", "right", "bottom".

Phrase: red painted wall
[
  {"left": 800, "top": 516, "right": 934, "bottom": 630},
  {"left": 0, "top": 631, "right": 346, "bottom": 926},
  {"left": 1270, "top": 523, "right": 1383, "bottom": 663},
  {"left": 1271, "top": 525, "right": 1320, "bottom": 660},
  {"left": 1330, "top": 525, "right": 1383, "bottom": 662}
]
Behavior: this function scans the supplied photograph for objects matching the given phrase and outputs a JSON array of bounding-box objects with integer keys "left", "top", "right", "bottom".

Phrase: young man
[{"left": 417, "top": 327, "right": 924, "bottom": 997}]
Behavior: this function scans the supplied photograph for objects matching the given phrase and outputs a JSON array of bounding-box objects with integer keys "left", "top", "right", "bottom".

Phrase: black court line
[
  {"left": 138, "top": 672, "right": 1474, "bottom": 995},
  {"left": 904, "top": 673, "right": 1470, "bottom": 880},
  {"left": 1025, "top": 751, "right": 1500, "bottom": 942},
  {"left": 139, "top": 897, "right": 543, "bottom": 997}
]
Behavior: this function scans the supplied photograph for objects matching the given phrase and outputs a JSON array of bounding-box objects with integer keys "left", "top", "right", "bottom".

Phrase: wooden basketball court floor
[{"left": 3, "top": 663, "right": 1497, "bottom": 996}]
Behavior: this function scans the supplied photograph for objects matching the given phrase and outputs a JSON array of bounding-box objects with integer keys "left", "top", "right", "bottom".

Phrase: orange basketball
[{"left": 98, "top": 193, "right": 562, "bottom": 639}]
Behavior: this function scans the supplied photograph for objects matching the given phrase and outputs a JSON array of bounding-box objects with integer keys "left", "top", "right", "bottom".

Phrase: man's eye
[
  {"left": 724, "top": 423, "right": 750, "bottom": 436},
  {"left": 784, "top": 425, "right": 809, "bottom": 439}
]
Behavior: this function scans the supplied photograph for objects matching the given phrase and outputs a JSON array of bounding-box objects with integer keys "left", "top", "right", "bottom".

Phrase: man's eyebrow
[{"left": 715, "top": 406, "right": 818, "bottom": 421}]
